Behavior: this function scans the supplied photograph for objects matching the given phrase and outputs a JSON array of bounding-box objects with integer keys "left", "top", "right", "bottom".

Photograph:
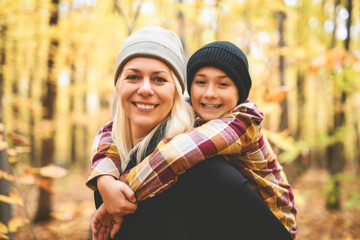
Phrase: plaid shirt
[{"left": 86, "top": 101, "right": 297, "bottom": 238}]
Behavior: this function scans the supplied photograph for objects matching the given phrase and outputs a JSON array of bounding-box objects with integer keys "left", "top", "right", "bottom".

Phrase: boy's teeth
[
  {"left": 136, "top": 104, "right": 155, "bottom": 110},
  {"left": 202, "top": 104, "right": 221, "bottom": 109}
]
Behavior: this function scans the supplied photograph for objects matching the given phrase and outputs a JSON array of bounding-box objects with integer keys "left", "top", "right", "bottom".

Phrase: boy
[{"left": 88, "top": 41, "right": 297, "bottom": 239}]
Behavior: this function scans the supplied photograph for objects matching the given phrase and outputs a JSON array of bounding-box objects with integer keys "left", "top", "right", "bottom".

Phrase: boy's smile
[{"left": 190, "top": 66, "right": 239, "bottom": 121}]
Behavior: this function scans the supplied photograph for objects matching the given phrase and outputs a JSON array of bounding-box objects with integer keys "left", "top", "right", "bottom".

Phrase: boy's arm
[
  {"left": 86, "top": 121, "right": 122, "bottom": 191},
  {"left": 121, "top": 102, "right": 263, "bottom": 201}
]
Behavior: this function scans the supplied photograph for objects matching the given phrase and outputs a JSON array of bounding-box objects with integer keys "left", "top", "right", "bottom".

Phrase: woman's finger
[{"left": 110, "top": 215, "right": 124, "bottom": 239}]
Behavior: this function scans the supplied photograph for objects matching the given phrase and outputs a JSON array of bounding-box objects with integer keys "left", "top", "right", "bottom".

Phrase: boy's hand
[
  {"left": 92, "top": 204, "right": 112, "bottom": 240},
  {"left": 97, "top": 175, "right": 137, "bottom": 215}
]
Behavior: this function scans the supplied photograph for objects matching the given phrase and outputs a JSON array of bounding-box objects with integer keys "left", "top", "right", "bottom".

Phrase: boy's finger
[
  {"left": 120, "top": 202, "right": 138, "bottom": 214},
  {"left": 121, "top": 185, "right": 137, "bottom": 203}
]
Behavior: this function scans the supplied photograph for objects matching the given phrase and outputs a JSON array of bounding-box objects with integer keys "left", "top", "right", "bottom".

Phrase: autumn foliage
[{"left": 0, "top": 0, "right": 360, "bottom": 239}]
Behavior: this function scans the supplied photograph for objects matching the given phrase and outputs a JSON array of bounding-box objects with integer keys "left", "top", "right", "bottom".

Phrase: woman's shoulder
[{"left": 98, "top": 120, "right": 114, "bottom": 133}]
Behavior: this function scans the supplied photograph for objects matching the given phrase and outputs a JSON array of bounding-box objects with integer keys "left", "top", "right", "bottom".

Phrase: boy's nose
[
  {"left": 138, "top": 78, "right": 154, "bottom": 96},
  {"left": 204, "top": 86, "right": 217, "bottom": 99}
]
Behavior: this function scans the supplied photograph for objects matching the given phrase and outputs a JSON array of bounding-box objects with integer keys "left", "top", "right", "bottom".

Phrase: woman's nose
[{"left": 137, "top": 78, "right": 154, "bottom": 96}]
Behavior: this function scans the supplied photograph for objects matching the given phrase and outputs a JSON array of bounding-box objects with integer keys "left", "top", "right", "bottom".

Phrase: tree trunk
[
  {"left": 214, "top": 0, "right": 221, "bottom": 41},
  {"left": 325, "top": 0, "right": 351, "bottom": 210},
  {"left": 34, "top": 0, "right": 59, "bottom": 222},
  {"left": 178, "top": 0, "right": 186, "bottom": 58},
  {"left": 28, "top": 2, "right": 41, "bottom": 166},
  {"left": 0, "top": 23, "right": 12, "bottom": 240},
  {"left": 278, "top": 11, "right": 287, "bottom": 131},
  {"left": 276, "top": 10, "right": 296, "bottom": 183},
  {"left": 69, "top": 47, "right": 77, "bottom": 164}
]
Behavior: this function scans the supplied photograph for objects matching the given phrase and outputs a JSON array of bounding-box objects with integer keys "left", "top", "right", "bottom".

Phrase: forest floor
[{"left": 11, "top": 167, "right": 360, "bottom": 240}]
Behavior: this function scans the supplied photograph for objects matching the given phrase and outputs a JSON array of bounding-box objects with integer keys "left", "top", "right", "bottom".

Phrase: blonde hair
[{"left": 112, "top": 72, "right": 194, "bottom": 173}]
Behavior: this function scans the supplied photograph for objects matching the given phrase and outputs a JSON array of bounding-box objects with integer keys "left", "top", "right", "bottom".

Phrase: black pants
[{"left": 94, "top": 156, "right": 292, "bottom": 240}]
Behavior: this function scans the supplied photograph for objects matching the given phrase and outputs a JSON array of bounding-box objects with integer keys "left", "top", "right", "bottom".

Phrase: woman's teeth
[
  {"left": 136, "top": 104, "right": 155, "bottom": 110},
  {"left": 202, "top": 103, "right": 221, "bottom": 109}
]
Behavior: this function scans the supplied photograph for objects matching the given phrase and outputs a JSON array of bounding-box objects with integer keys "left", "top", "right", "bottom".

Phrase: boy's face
[{"left": 190, "top": 66, "right": 239, "bottom": 121}]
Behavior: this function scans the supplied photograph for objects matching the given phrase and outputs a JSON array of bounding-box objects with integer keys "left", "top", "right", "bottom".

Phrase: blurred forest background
[{"left": 0, "top": 0, "right": 360, "bottom": 239}]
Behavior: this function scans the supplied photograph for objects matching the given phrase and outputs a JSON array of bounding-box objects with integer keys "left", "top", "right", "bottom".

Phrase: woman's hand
[
  {"left": 92, "top": 204, "right": 125, "bottom": 240},
  {"left": 97, "top": 175, "right": 138, "bottom": 215},
  {"left": 91, "top": 204, "right": 112, "bottom": 240}
]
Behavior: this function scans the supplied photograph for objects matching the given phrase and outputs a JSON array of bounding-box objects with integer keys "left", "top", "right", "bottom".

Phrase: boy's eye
[
  {"left": 195, "top": 80, "right": 206, "bottom": 85},
  {"left": 219, "top": 82, "right": 229, "bottom": 87}
]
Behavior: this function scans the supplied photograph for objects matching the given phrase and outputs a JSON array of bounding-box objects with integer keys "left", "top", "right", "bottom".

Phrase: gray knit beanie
[
  {"left": 187, "top": 41, "right": 252, "bottom": 103},
  {"left": 114, "top": 26, "right": 186, "bottom": 92}
]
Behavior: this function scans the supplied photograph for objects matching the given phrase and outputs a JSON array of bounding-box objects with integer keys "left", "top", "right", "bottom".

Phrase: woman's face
[
  {"left": 116, "top": 57, "right": 176, "bottom": 136},
  {"left": 190, "top": 66, "right": 239, "bottom": 121}
]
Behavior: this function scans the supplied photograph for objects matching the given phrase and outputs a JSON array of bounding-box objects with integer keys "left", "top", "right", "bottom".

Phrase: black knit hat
[{"left": 187, "top": 41, "right": 252, "bottom": 103}]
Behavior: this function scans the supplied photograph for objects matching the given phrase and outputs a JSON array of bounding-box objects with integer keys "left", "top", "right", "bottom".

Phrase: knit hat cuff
[{"left": 114, "top": 41, "right": 185, "bottom": 92}]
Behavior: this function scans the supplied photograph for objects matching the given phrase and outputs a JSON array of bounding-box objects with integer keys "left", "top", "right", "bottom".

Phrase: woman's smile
[{"left": 133, "top": 102, "right": 159, "bottom": 111}]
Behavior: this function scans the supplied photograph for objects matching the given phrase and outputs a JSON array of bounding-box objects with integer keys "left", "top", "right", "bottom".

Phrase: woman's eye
[
  {"left": 126, "top": 75, "right": 139, "bottom": 80},
  {"left": 154, "top": 77, "right": 167, "bottom": 83}
]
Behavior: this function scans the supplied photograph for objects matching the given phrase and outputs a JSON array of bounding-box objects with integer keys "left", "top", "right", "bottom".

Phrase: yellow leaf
[
  {"left": 0, "top": 222, "right": 8, "bottom": 234},
  {"left": 6, "top": 149, "right": 17, "bottom": 157},
  {"left": 8, "top": 217, "right": 24, "bottom": 233},
  {"left": 9, "top": 191, "right": 23, "bottom": 206},
  {"left": 0, "top": 194, "right": 23, "bottom": 206},
  {"left": 18, "top": 174, "right": 36, "bottom": 185},
  {"left": 0, "top": 233, "right": 9, "bottom": 240},
  {"left": 0, "top": 140, "right": 7, "bottom": 151},
  {"left": 7, "top": 133, "right": 30, "bottom": 145},
  {"left": 262, "top": 129, "right": 298, "bottom": 153},
  {"left": 39, "top": 165, "right": 68, "bottom": 179},
  {"left": 265, "top": 86, "right": 290, "bottom": 103},
  {"left": 0, "top": 170, "right": 14, "bottom": 182}
]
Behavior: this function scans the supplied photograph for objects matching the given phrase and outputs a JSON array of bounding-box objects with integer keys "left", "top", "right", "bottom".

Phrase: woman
[{"left": 88, "top": 26, "right": 292, "bottom": 240}]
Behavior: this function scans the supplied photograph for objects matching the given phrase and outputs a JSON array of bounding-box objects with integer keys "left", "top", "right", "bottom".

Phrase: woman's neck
[{"left": 131, "top": 124, "right": 151, "bottom": 146}]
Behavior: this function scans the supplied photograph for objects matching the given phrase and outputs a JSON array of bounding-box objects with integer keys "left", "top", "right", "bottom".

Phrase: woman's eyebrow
[
  {"left": 153, "top": 71, "right": 169, "bottom": 75},
  {"left": 124, "top": 68, "right": 141, "bottom": 73}
]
